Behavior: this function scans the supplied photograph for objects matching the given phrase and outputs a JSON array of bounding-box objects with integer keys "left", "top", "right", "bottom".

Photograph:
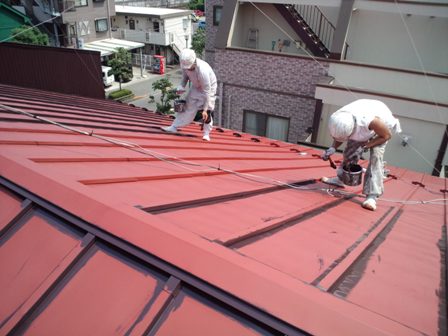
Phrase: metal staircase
[{"left": 274, "top": 4, "right": 332, "bottom": 58}]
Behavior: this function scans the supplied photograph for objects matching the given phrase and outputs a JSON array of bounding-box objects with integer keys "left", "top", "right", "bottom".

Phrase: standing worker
[
  {"left": 162, "top": 49, "right": 217, "bottom": 141},
  {"left": 321, "top": 99, "right": 401, "bottom": 211}
]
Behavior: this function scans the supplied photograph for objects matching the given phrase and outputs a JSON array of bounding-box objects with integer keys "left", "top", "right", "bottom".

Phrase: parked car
[
  {"left": 198, "top": 20, "right": 206, "bottom": 30},
  {"left": 101, "top": 66, "right": 114, "bottom": 87}
]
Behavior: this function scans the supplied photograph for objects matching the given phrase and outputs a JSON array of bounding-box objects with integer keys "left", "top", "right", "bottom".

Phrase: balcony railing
[
  {"left": 58, "top": 0, "right": 75, "bottom": 12},
  {"left": 115, "top": 29, "right": 171, "bottom": 45},
  {"left": 114, "top": 0, "right": 189, "bottom": 8},
  {"left": 113, "top": 29, "right": 188, "bottom": 55}
]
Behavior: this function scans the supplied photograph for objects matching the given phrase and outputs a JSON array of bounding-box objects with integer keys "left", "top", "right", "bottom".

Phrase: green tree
[
  {"left": 10, "top": 25, "right": 49, "bottom": 46},
  {"left": 188, "top": 0, "right": 204, "bottom": 11},
  {"left": 108, "top": 47, "right": 132, "bottom": 90},
  {"left": 191, "top": 26, "right": 205, "bottom": 57},
  {"left": 151, "top": 78, "right": 179, "bottom": 114}
]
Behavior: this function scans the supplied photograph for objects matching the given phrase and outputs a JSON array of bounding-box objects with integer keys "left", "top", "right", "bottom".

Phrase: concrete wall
[
  {"left": 346, "top": 10, "right": 448, "bottom": 73},
  {"left": 214, "top": 48, "right": 329, "bottom": 142},
  {"left": 230, "top": 3, "right": 308, "bottom": 56}
]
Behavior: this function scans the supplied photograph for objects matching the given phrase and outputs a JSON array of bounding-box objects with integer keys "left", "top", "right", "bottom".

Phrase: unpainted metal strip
[
  {"left": 228, "top": 196, "right": 352, "bottom": 249},
  {"left": 311, "top": 206, "right": 396, "bottom": 289},
  {"left": 328, "top": 210, "right": 403, "bottom": 298},
  {"left": 143, "top": 179, "right": 316, "bottom": 214},
  {"left": 80, "top": 165, "right": 326, "bottom": 186}
]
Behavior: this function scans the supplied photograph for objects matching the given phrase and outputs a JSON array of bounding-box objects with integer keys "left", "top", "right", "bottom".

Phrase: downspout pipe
[
  {"left": 432, "top": 125, "right": 448, "bottom": 176},
  {"left": 218, "top": 82, "right": 223, "bottom": 126},
  {"left": 311, "top": 99, "right": 323, "bottom": 143},
  {"left": 106, "top": 0, "right": 112, "bottom": 39}
]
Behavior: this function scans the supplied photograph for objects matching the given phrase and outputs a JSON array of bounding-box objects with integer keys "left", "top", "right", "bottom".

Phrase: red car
[{"left": 194, "top": 9, "right": 204, "bottom": 17}]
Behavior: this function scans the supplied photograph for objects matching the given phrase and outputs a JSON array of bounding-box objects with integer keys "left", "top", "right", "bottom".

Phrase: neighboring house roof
[
  {"left": 82, "top": 37, "right": 144, "bottom": 56},
  {"left": 115, "top": 5, "right": 193, "bottom": 19},
  {"left": 0, "top": 83, "right": 446, "bottom": 335},
  {"left": 0, "top": 2, "right": 30, "bottom": 23},
  {"left": 0, "top": 2, "right": 31, "bottom": 42}
]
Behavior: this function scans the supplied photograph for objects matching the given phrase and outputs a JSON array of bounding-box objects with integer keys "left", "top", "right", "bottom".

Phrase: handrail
[
  {"left": 294, "top": 4, "right": 334, "bottom": 51},
  {"left": 293, "top": 4, "right": 350, "bottom": 59},
  {"left": 170, "top": 32, "right": 187, "bottom": 55}
]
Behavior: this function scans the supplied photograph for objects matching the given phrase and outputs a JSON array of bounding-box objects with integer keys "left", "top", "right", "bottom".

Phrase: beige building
[
  {"left": 206, "top": 0, "right": 448, "bottom": 176},
  {"left": 112, "top": 6, "right": 193, "bottom": 64},
  {"left": 57, "top": 0, "right": 115, "bottom": 47}
]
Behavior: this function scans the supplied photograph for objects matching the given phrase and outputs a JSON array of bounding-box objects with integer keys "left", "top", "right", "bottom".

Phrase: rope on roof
[{"left": 0, "top": 103, "right": 446, "bottom": 206}]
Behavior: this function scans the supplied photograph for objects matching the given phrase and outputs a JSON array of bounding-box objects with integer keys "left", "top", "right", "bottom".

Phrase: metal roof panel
[{"left": 0, "top": 84, "right": 445, "bottom": 335}]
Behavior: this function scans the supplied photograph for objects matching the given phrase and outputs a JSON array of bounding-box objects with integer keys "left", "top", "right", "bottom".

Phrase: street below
[{"left": 105, "top": 66, "right": 183, "bottom": 112}]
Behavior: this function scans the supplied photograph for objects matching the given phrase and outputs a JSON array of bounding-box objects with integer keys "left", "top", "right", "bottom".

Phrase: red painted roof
[{"left": 0, "top": 83, "right": 446, "bottom": 335}]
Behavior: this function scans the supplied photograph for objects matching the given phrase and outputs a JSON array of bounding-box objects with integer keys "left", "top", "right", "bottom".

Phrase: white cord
[
  {"left": 1, "top": 103, "right": 446, "bottom": 205},
  {"left": 249, "top": 1, "right": 447, "bottom": 177}
]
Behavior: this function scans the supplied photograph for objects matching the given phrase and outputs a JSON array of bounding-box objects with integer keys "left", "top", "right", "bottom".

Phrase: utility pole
[
  {"left": 106, "top": 0, "right": 112, "bottom": 39},
  {"left": 74, "top": 21, "right": 79, "bottom": 48},
  {"left": 49, "top": 0, "right": 60, "bottom": 46}
]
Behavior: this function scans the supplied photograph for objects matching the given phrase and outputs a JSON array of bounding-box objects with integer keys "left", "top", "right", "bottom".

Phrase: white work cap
[
  {"left": 328, "top": 111, "right": 355, "bottom": 140},
  {"left": 180, "top": 49, "right": 196, "bottom": 70}
]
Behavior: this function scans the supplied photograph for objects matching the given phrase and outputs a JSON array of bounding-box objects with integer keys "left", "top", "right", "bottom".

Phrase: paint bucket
[
  {"left": 341, "top": 164, "right": 363, "bottom": 186},
  {"left": 174, "top": 99, "right": 187, "bottom": 113}
]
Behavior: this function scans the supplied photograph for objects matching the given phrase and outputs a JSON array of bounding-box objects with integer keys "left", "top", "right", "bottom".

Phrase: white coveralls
[
  {"left": 335, "top": 99, "right": 401, "bottom": 197},
  {"left": 171, "top": 58, "right": 217, "bottom": 138}
]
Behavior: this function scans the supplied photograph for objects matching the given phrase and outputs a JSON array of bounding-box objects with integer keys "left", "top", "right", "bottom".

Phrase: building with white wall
[
  {"left": 112, "top": 6, "right": 193, "bottom": 64},
  {"left": 206, "top": 0, "right": 448, "bottom": 176}
]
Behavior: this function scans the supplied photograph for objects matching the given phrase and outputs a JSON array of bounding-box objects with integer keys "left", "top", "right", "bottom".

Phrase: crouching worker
[
  {"left": 321, "top": 99, "right": 401, "bottom": 211},
  {"left": 162, "top": 49, "right": 217, "bottom": 141}
]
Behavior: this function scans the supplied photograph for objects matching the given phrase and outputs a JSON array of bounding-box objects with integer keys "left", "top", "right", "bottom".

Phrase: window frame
[
  {"left": 75, "top": 0, "right": 88, "bottom": 7},
  {"left": 243, "top": 110, "right": 290, "bottom": 141},
  {"left": 94, "top": 18, "right": 108, "bottom": 33},
  {"left": 213, "top": 5, "right": 223, "bottom": 26}
]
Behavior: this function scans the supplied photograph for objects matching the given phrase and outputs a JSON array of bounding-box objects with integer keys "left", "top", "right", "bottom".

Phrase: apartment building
[{"left": 206, "top": 0, "right": 448, "bottom": 175}]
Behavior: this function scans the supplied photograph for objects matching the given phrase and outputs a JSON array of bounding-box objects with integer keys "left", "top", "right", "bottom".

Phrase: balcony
[
  {"left": 113, "top": 29, "right": 170, "bottom": 45},
  {"left": 57, "top": 0, "right": 75, "bottom": 12}
]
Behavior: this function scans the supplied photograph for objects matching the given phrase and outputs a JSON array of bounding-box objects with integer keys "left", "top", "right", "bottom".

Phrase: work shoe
[
  {"left": 202, "top": 134, "right": 210, "bottom": 141},
  {"left": 162, "top": 125, "right": 177, "bottom": 133},
  {"left": 362, "top": 196, "right": 377, "bottom": 211},
  {"left": 321, "top": 176, "right": 345, "bottom": 188}
]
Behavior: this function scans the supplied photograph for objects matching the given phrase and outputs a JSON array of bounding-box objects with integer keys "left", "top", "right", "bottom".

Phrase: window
[
  {"left": 153, "top": 21, "right": 160, "bottom": 32},
  {"left": 243, "top": 110, "right": 289, "bottom": 141},
  {"left": 129, "top": 18, "right": 135, "bottom": 30},
  {"left": 75, "top": 0, "right": 87, "bottom": 7},
  {"left": 213, "top": 6, "right": 223, "bottom": 26},
  {"left": 95, "top": 18, "right": 108, "bottom": 32}
]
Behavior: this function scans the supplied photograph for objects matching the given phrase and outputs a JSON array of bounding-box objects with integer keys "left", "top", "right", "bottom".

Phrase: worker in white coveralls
[
  {"left": 321, "top": 99, "right": 401, "bottom": 211},
  {"left": 162, "top": 49, "right": 217, "bottom": 141}
]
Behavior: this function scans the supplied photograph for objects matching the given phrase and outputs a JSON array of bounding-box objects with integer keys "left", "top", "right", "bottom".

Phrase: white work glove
[
  {"left": 176, "top": 85, "right": 186, "bottom": 94},
  {"left": 322, "top": 147, "right": 336, "bottom": 161}
]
